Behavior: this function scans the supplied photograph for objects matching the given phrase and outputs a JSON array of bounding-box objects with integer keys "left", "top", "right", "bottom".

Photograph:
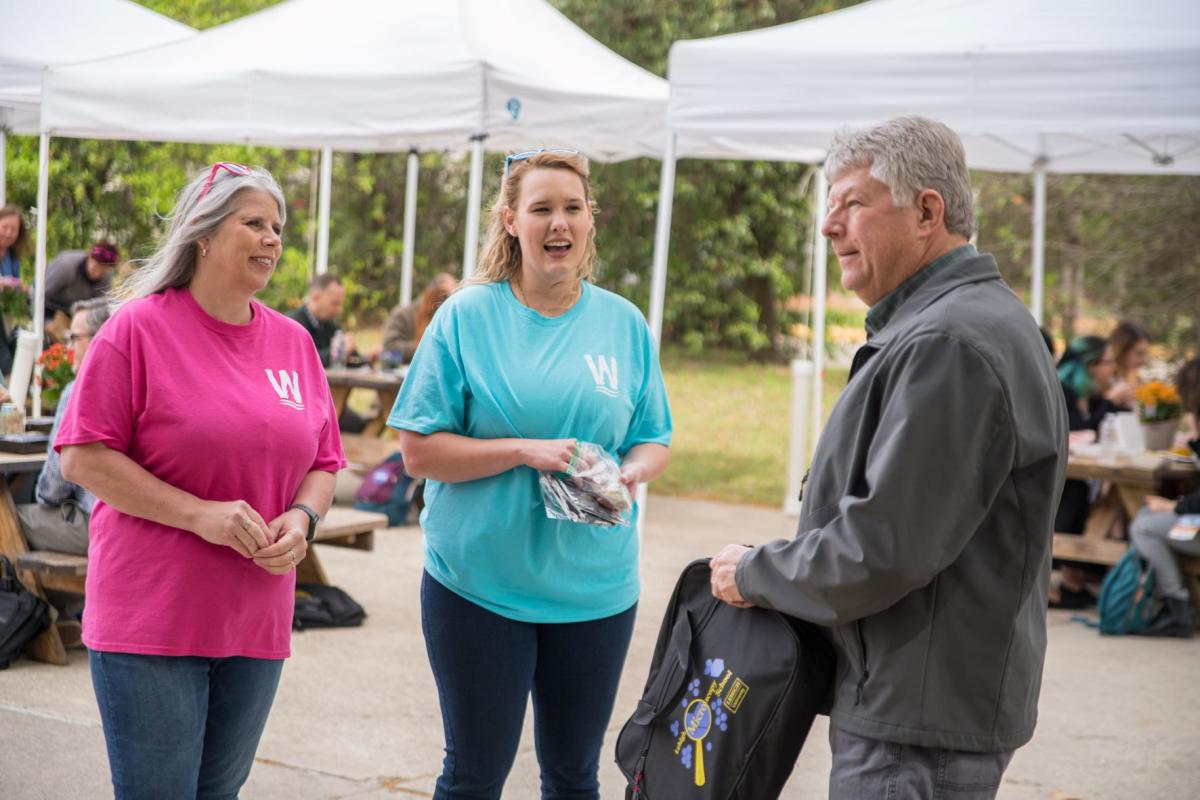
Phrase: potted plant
[
  {"left": 37, "top": 343, "right": 75, "bottom": 411},
  {"left": 0, "top": 276, "right": 30, "bottom": 333},
  {"left": 1134, "top": 380, "right": 1182, "bottom": 451}
]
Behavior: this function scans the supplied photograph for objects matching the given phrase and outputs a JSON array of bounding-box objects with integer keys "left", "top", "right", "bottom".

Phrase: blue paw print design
[{"left": 675, "top": 656, "right": 730, "bottom": 785}]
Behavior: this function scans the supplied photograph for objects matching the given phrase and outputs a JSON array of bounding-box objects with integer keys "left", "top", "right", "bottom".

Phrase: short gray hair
[
  {"left": 69, "top": 297, "right": 112, "bottom": 335},
  {"left": 825, "top": 116, "right": 974, "bottom": 239},
  {"left": 112, "top": 165, "right": 286, "bottom": 306}
]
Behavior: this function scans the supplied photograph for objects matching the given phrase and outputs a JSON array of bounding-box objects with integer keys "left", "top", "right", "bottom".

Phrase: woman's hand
[
  {"left": 619, "top": 460, "right": 646, "bottom": 489},
  {"left": 1145, "top": 495, "right": 1176, "bottom": 514},
  {"left": 193, "top": 500, "right": 272, "bottom": 558},
  {"left": 254, "top": 511, "right": 309, "bottom": 575},
  {"left": 1106, "top": 381, "right": 1136, "bottom": 407},
  {"left": 520, "top": 438, "right": 578, "bottom": 473}
]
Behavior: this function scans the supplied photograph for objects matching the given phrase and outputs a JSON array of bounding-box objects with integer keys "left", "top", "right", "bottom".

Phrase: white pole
[
  {"left": 784, "top": 359, "right": 814, "bottom": 515},
  {"left": 316, "top": 147, "right": 333, "bottom": 275},
  {"left": 647, "top": 133, "right": 677, "bottom": 343},
  {"left": 809, "top": 168, "right": 828, "bottom": 453},
  {"left": 401, "top": 149, "right": 419, "bottom": 306},
  {"left": 0, "top": 127, "right": 7, "bottom": 206},
  {"left": 637, "top": 132, "right": 678, "bottom": 539},
  {"left": 462, "top": 135, "right": 486, "bottom": 280},
  {"left": 32, "top": 132, "right": 50, "bottom": 417},
  {"left": 1031, "top": 158, "right": 1047, "bottom": 325}
]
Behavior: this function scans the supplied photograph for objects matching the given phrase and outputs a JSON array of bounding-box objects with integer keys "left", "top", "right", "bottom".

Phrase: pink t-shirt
[{"left": 56, "top": 287, "right": 345, "bottom": 658}]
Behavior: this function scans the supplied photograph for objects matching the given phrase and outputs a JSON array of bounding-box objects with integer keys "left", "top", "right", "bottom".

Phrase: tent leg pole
[
  {"left": 462, "top": 135, "right": 486, "bottom": 280},
  {"left": 1031, "top": 162, "right": 1047, "bottom": 326},
  {"left": 401, "top": 149, "right": 419, "bottom": 306},
  {"left": 809, "top": 168, "right": 828, "bottom": 456},
  {"left": 647, "top": 134, "right": 676, "bottom": 344},
  {"left": 315, "top": 147, "right": 333, "bottom": 276},
  {"left": 639, "top": 132, "right": 677, "bottom": 541},
  {"left": 32, "top": 132, "right": 51, "bottom": 417}
]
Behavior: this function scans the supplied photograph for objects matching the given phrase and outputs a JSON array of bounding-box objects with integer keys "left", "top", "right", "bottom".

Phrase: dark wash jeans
[
  {"left": 89, "top": 650, "right": 283, "bottom": 800},
  {"left": 829, "top": 725, "right": 1014, "bottom": 800},
  {"left": 421, "top": 571, "right": 637, "bottom": 800}
]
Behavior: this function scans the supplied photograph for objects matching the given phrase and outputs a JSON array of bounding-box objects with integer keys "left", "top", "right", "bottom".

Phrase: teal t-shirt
[{"left": 387, "top": 280, "right": 672, "bottom": 623}]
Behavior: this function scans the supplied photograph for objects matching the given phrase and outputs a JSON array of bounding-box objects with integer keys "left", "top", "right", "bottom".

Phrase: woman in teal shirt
[{"left": 389, "top": 149, "right": 671, "bottom": 799}]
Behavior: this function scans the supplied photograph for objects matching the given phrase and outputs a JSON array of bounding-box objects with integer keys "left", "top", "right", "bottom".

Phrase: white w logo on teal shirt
[{"left": 584, "top": 354, "right": 619, "bottom": 398}]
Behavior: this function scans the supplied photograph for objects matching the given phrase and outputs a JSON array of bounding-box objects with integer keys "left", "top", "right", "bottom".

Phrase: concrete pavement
[{"left": 2, "top": 495, "right": 1197, "bottom": 798}]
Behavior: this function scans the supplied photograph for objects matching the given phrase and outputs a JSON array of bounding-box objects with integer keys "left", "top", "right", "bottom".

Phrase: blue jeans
[
  {"left": 89, "top": 650, "right": 284, "bottom": 800},
  {"left": 421, "top": 571, "right": 637, "bottom": 800},
  {"left": 829, "top": 726, "right": 1013, "bottom": 800}
]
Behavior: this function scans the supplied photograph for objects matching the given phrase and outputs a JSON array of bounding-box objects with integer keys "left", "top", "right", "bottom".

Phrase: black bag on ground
[
  {"left": 616, "top": 558, "right": 834, "bottom": 799},
  {"left": 293, "top": 583, "right": 366, "bottom": 630},
  {"left": 0, "top": 555, "right": 52, "bottom": 669}
]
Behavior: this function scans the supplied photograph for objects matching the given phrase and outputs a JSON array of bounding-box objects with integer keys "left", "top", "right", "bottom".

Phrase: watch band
[{"left": 288, "top": 503, "right": 320, "bottom": 543}]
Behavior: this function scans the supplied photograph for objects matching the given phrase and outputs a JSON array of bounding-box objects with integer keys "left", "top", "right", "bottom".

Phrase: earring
[{"left": 199, "top": 245, "right": 208, "bottom": 257}]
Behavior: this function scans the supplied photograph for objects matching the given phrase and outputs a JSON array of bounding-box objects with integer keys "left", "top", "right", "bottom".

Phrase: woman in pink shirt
[{"left": 58, "top": 163, "right": 345, "bottom": 799}]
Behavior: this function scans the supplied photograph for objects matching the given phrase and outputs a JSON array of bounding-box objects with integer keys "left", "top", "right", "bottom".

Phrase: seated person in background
[
  {"left": 1106, "top": 320, "right": 1150, "bottom": 408},
  {"left": 1052, "top": 335, "right": 1121, "bottom": 608},
  {"left": 288, "top": 274, "right": 367, "bottom": 432},
  {"left": 16, "top": 298, "right": 111, "bottom": 554},
  {"left": 286, "top": 273, "right": 352, "bottom": 367},
  {"left": 1130, "top": 358, "right": 1200, "bottom": 638},
  {"left": 381, "top": 272, "right": 457, "bottom": 364},
  {"left": 43, "top": 241, "right": 119, "bottom": 322}
]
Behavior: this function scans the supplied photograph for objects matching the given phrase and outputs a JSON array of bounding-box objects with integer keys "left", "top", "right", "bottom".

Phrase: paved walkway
[{"left": 2, "top": 495, "right": 1197, "bottom": 798}]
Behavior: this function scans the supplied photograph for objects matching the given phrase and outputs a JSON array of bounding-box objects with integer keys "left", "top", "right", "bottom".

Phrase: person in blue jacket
[{"left": 388, "top": 148, "right": 671, "bottom": 800}]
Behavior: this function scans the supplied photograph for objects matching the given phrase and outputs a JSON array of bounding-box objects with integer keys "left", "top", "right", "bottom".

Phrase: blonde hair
[{"left": 473, "top": 151, "right": 598, "bottom": 284}]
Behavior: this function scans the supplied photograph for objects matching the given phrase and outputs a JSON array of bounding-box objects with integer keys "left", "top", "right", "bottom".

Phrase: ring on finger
[{"left": 289, "top": 549, "right": 296, "bottom": 566}]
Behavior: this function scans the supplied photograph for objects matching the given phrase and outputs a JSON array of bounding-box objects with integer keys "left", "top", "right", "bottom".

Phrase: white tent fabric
[
  {"left": 40, "top": 0, "right": 668, "bottom": 162},
  {"left": 655, "top": 0, "right": 1200, "bottom": 506},
  {"left": 0, "top": 0, "right": 194, "bottom": 135},
  {"left": 669, "top": 0, "right": 1200, "bottom": 175}
]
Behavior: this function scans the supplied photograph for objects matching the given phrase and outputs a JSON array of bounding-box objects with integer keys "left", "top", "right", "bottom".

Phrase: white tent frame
[{"left": 651, "top": 0, "right": 1200, "bottom": 489}]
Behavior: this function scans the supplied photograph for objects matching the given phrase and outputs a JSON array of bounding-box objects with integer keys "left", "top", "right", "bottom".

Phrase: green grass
[{"left": 657, "top": 350, "right": 849, "bottom": 507}]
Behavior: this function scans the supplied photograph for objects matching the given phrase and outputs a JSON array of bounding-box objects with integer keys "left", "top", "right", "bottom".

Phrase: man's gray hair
[
  {"left": 824, "top": 116, "right": 975, "bottom": 239},
  {"left": 112, "top": 165, "right": 286, "bottom": 306},
  {"left": 69, "top": 297, "right": 113, "bottom": 335}
]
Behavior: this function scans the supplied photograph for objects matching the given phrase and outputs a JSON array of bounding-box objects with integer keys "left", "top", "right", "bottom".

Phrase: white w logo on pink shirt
[{"left": 264, "top": 369, "right": 304, "bottom": 411}]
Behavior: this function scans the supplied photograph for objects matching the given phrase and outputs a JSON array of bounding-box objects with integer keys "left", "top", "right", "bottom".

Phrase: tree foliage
[{"left": 3, "top": 0, "right": 1196, "bottom": 356}]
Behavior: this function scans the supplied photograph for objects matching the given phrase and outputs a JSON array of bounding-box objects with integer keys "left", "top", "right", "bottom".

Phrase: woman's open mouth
[{"left": 544, "top": 240, "right": 572, "bottom": 256}]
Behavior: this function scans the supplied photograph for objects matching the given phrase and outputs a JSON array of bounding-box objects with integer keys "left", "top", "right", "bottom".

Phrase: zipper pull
[{"left": 854, "top": 669, "right": 869, "bottom": 706}]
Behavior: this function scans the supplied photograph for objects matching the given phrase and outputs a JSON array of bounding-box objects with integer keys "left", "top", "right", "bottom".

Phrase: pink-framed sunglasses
[{"left": 197, "top": 162, "right": 252, "bottom": 201}]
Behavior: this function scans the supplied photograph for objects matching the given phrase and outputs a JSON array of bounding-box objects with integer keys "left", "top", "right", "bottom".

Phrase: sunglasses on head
[
  {"left": 504, "top": 148, "right": 580, "bottom": 176},
  {"left": 197, "top": 162, "right": 253, "bottom": 201}
]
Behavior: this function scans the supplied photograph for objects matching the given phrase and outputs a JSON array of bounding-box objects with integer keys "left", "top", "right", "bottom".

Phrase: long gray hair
[{"left": 112, "top": 165, "right": 286, "bottom": 306}]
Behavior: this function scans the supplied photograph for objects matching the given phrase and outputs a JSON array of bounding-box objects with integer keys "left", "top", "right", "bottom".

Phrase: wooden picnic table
[
  {"left": 1054, "top": 453, "right": 1200, "bottom": 604},
  {"left": 0, "top": 452, "right": 67, "bottom": 664},
  {"left": 326, "top": 367, "right": 407, "bottom": 437}
]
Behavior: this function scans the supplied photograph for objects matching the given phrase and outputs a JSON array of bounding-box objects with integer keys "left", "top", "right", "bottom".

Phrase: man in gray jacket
[{"left": 710, "top": 116, "right": 1068, "bottom": 799}]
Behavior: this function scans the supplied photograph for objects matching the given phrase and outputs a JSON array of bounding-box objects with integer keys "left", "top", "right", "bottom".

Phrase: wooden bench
[
  {"left": 12, "top": 505, "right": 389, "bottom": 665},
  {"left": 1053, "top": 532, "right": 1200, "bottom": 615}
]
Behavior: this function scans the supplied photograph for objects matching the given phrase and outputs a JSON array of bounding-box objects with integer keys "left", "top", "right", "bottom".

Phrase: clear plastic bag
[{"left": 538, "top": 441, "right": 633, "bottom": 528}]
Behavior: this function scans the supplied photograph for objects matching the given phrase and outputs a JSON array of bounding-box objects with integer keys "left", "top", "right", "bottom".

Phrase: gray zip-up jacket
[{"left": 736, "top": 251, "right": 1068, "bottom": 753}]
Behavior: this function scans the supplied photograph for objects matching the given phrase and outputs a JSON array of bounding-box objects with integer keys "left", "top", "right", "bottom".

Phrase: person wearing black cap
[{"left": 43, "top": 240, "right": 120, "bottom": 319}]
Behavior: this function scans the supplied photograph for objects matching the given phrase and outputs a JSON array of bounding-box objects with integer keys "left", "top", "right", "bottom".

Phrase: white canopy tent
[
  {"left": 0, "top": 0, "right": 194, "bottom": 204},
  {"left": 656, "top": 0, "right": 1200, "bottom": 471},
  {"left": 40, "top": 0, "right": 669, "bottom": 302}
]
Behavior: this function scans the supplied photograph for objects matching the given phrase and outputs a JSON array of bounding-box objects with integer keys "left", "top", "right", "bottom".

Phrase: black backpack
[
  {"left": 293, "top": 583, "right": 366, "bottom": 630},
  {"left": 616, "top": 559, "right": 834, "bottom": 799},
  {"left": 0, "top": 556, "right": 52, "bottom": 669}
]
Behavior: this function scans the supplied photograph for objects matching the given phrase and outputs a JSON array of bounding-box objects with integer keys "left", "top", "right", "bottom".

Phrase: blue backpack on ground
[
  {"left": 353, "top": 453, "right": 416, "bottom": 527},
  {"left": 1073, "top": 548, "right": 1157, "bottom": 635}
]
